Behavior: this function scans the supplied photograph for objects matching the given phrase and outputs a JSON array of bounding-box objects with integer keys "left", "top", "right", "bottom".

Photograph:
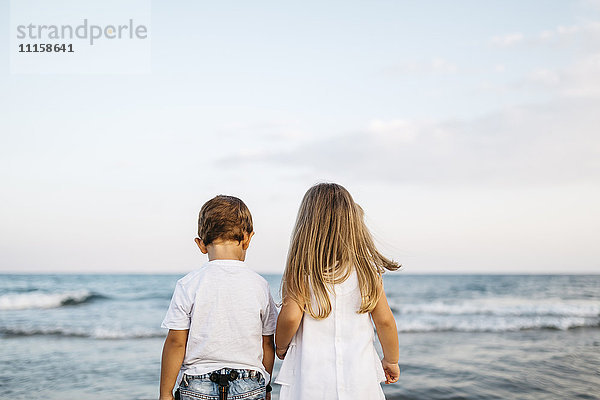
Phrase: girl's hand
[
  {"left": 159, "top": 395, "right": 175, "bottom": 400},
  {"left": 381, "top": 359, "right": 400, "bottom": 384},
  {"left": 276, "top": 345, "right": 288, "bottom": 360}
]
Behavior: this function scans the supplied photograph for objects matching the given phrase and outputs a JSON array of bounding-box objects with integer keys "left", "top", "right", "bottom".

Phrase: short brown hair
[{"left": 198, "top": 195, "right": 253, "bottom": 245}]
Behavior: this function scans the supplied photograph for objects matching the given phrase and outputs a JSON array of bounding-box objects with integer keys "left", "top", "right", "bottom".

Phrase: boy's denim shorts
[{"left": 178, "top": 368, "right": 266, "bottom": 400}]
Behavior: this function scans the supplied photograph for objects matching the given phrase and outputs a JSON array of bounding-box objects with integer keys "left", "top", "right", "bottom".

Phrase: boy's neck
[{"left": 206, "top": 242, "right": 246, "bottom": 262}]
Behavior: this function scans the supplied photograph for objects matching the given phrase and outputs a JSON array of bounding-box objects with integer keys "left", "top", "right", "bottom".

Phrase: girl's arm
[
  {"left": 160, "top": 329, "right": 189, "bottom": 400},
  {"left": 370, "top": 284, "right": 400, "bottom": 384},
  {"left": 275, "top": 296, "right": 303, "bottom": 359}
]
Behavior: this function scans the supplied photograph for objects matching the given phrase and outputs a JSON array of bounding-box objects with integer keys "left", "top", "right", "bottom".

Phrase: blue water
[{"left": 1, "top": 273, "right": 599, "bottom": 399}]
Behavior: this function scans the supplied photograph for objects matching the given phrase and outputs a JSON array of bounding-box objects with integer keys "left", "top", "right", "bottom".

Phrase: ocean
[{"left": 1, "top": 273, "right": 599, "bottom": 400}]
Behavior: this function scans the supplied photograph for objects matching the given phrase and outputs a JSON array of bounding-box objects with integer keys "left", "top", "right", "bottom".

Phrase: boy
[{"left": 160, "top": 195, "right": 277, "bottom": 400}]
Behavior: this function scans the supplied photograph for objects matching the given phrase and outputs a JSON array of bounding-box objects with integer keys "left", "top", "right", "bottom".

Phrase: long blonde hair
[{"left": 282, "top": 183, "right": 400, "bottom": 319}]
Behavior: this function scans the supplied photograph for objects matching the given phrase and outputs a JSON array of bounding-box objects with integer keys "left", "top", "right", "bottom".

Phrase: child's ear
[
  {"left": 242, "top": 231, "right": 255, "bottom": 250},
  {"left": 195, "top": 237, "right": 208, "bottom": 254}
]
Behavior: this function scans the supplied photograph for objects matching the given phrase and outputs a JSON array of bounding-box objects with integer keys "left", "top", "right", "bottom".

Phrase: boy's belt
[
  {"left": 177, "top": 369, "right": 262, "bottom": 400},
  {"left": 182, "top": 369, "right": 260, "bottom": 383},
  {"left": 210, "top": 370, "right": 239, "bottom": 400}
]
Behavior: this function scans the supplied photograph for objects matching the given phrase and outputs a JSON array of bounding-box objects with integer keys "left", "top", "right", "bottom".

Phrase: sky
[{"left": 1, "top": 0, "right": 599, "bottom": 274}]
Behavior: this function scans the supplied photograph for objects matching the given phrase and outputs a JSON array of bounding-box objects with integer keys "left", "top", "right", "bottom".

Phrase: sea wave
[
  {"left": 396, "top": 316, "right": 600, "bottom": 333},
  {"left": 0, "top": 290, "right": 105, "bottom": 310},
  {"left": 0, "top": 326, "right": 165, "bottom": 339},
  {"left": 390, "top": 297, "right": 600, "bottom": 318},
  {"left": 388, "top": 297, "right": 600, "bottom": 332}
]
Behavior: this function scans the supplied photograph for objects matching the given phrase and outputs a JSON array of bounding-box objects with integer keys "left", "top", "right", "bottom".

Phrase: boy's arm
[
  {"left": 370, "top": 283, "right": 400, "bottom": 384},
  {"left": 262, "top": 335, "right": 275, "bottom": 383},
  {"left": 160, "top": 329, "right": 189, "bottom": 400},
  {"left": 275, "top": 296, "right": 303, "bottom": 359}
]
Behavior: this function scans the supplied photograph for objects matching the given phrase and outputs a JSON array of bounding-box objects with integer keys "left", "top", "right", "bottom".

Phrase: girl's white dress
[{"left": 275, "top": 270, "right": 387, "bottom": 400}]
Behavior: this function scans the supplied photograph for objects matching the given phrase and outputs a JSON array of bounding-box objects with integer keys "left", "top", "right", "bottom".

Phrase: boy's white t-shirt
[{"left": 161, "top": 259, "right": 278, "bottom": 383}]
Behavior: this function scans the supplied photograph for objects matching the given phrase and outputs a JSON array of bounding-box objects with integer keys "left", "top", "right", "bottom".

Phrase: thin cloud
[
  {"left": 528, "top": 68, "right": 561, "bottom": 86},
  {"left": 367, "top": 119, "right": 420, "bottom": 144},
  {"left": 491, "top": 21, "right": 600, "bottom": 48},
  {"left": 490, "top": 33, "right": 524, "bottom": 47},
  {"left": 384, "top": 57, "right": 458, "bottom": 76},
  {"left": 220, "top": 98, "right": 600, "bottom": 187},
  {"left": 517, "top": 53, "right": 600, "bottom": 96}
]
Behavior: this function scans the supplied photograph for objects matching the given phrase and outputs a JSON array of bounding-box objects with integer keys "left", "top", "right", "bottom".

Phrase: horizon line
[{"left": 0, "top": 271, "right": 598, "bottom": 276}]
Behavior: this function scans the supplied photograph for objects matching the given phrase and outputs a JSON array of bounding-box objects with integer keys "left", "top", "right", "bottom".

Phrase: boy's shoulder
[
  {"left": 176, "top": 268, "right": 204, "bottom": 286},
  {"left": 177, "top": 261, "right": 270, "bottom": 288}
]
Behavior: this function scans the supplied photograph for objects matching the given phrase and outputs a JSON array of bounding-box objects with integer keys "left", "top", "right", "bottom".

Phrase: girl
[{"left": 275, "top": 183, "right": 401, "bottom": 400}]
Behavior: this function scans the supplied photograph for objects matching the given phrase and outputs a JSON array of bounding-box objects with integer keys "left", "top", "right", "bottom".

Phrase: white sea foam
[
  {"left": 0, "top": 325, "right": 165, "bottom": 339},
  {"left": 0, "top": 290, "right": 94, "bottom": 310},
  {"left": 391, "top": 297, "right": 600, "bottom": 317},
  {"left": 91, "top": 327, "right": 164, "bottom": 339},
  {"left": 389, "top": 297, "right": 600, "bottom": 332},
  {"left": 396, "top": 315, "right": 599, "bottom": 333}
]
